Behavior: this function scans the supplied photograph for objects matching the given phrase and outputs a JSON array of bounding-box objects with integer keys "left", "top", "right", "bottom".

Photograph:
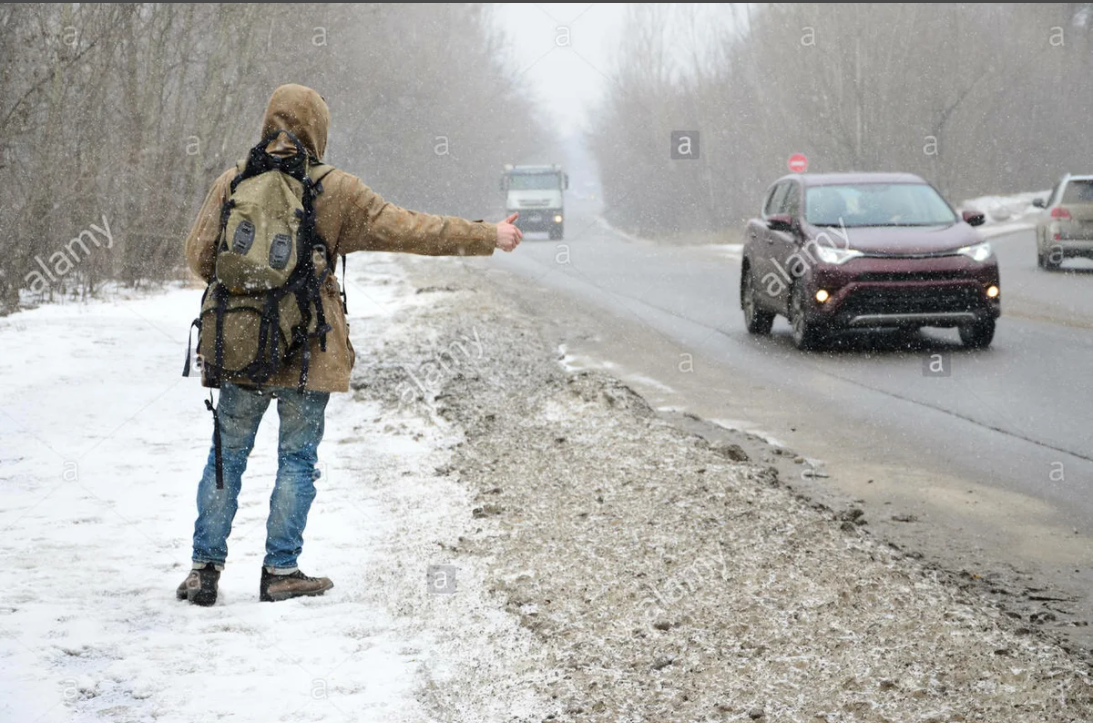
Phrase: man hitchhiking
[{"left": 177, "top": 83, "right": 522, "bottom": 605}]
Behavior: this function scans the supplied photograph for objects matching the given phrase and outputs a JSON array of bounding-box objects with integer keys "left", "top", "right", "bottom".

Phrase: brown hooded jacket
[{"left": 184, "top": 84, "right": 497, "bottom": 392}]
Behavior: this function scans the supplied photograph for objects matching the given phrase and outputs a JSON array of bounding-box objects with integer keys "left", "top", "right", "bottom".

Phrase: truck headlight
[
  {"left": 957, "top": 242, "right": 993, "bottom": 262},
  {"left": 814, "top": 245, "right": 862, "bottom": 265},
  {"left": 553, "top": 214, "right": 563, "bottom": 224}
]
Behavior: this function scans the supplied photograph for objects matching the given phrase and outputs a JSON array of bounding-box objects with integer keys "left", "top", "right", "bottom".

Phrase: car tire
[
  {"left": 1039, "top": 233, "right": 1061, "bottom": 270},
  {"left": 549, "top": 225, "right": 563, "bottom": 241},
  {"left": 790, "top": 282, "right": 827, "bottom": 351},
  {"left": 959, "top": 318, "right": 995, "bottom": 349},
  {"left": 741, "top": 268, "right": 774, "bottom": 335}
]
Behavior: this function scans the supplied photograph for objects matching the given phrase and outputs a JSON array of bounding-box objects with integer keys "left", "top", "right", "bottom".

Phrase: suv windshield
[
  {"left": 805, "top": 183, "right": 957, "bottom": 227},
  {"left": 507, "top": 174, "right": 560, "bottom": 190}
]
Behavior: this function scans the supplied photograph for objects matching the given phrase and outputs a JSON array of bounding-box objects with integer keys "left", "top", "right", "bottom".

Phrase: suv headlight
[
  {"left": 814, "top": 245, "right": 863, "bottom": 265},
  {"left": 956, "top": 242, "right": 993, "bottom": 262}
]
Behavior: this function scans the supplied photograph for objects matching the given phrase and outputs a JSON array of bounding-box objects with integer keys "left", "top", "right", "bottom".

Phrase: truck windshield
[
  {"left": 806, "top": 183, "right": 957, "bottom": 227},
  {"left": 507, "top": 174, "right": 560, "bottom": 190}
]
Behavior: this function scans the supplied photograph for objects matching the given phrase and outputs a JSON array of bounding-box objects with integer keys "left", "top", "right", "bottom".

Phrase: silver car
[{"left": 1034, "top": 174, "right": 1093, "bottom": 269}]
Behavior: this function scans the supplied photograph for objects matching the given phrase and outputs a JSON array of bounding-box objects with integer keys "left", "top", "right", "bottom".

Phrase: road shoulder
[{"left": 386, "top": 254, "right": 1093, "bottom": 721}]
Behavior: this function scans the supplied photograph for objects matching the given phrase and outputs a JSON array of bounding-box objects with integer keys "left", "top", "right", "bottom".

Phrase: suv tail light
[{"left": 1051, "top": 207, "right": 1072, "bottom": 220}]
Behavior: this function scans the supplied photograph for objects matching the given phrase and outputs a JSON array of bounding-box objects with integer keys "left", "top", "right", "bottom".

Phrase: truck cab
[{"left": 501, "top": 164, "right": 568, "bottom": 240}]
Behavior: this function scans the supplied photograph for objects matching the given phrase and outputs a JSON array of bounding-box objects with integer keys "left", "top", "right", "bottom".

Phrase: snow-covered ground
[{"left": 0, "top": 259, "right": 544, "bottom": 722}]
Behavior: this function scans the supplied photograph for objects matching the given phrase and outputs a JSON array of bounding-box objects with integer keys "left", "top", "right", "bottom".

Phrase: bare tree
[
  {"left": 591, "top": 3, "right": 1093, "bottom": 237},
  {"left": 0, "top": 3, "right": 551, "bottom": 312}
]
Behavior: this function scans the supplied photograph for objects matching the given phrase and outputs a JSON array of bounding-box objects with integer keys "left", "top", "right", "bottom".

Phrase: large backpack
[{"left": 182, "top": 129, "right": 339, "bottom": 487}]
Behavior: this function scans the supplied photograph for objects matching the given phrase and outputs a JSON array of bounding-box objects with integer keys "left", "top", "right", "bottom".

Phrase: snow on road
[{"left": 0, "top": 259, "right": 544, "bottom": 722}]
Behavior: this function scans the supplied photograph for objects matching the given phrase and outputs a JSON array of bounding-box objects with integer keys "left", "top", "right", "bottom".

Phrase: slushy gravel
[{"left": 360, "top": 257, "right": 1093, "bottom": 723}]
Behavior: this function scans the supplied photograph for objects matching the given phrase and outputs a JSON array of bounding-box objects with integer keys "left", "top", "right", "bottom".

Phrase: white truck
[{"left": 500, "top": 164, "right": 568, "bottom": 240}]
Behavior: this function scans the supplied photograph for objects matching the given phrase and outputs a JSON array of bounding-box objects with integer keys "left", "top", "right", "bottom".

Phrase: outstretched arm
[{"left": 337, "top": 175, "right": 521, "bottom": 256}]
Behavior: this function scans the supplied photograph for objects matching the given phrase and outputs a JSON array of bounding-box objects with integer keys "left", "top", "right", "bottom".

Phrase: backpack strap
[
  {"left": 307, "top": 163, "right": 335, "bottom": 191},
  {"left": 208, "top": 282, "right": 230, "bottom": 490},
  {"left": 304, "top": 163, "right": 346, "bottom": 314},
  {"left": 281, "top": 161, "right": 337, "bottom": 393},
  {"left": 307, "top": 163, "right": 332, "bottom": 179},
  {"left": 340, "top": 254, "right": 348, "bottom": 315},
  {"left": 182, "top": 318, "right": 201, "bottom": 377},
  {"left": 305, "top": 163, "right": 336, "bottom": 264},
  {"left": 205, "top": 391, "right": 224, "bottom": 490}
]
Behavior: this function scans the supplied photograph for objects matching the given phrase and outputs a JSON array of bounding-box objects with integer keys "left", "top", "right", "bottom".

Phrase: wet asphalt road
[{"left": 484, "top": 202, "right": 1093, "bottom": 537}]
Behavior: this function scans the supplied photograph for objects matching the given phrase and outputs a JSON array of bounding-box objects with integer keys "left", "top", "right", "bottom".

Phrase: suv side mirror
[
  {"left": 767, "top": 214, "right": 796, "bottom": 232},
  {"left": 962, "top": 209, "right": 985, "bottom": 227},
  {"left": 1032, "top": 197, "right": 1046, "bottom": 209},
  {"left": 563, "top": 173, "right": 569, "bottom": 190}
]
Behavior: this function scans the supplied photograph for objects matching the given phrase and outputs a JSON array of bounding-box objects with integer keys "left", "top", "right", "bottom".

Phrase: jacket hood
[{"left": 260, "top": 84, "right": 329, "bottom": 160}]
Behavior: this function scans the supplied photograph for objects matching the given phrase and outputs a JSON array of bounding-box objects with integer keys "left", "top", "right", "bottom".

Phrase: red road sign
[{"left": 788, "top": 153, "right": 808, "bottom": 173}]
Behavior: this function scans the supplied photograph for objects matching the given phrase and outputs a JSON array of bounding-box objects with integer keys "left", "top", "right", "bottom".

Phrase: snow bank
[{"left": 959, "top": 190, "right": 1047, "bottom": 225}]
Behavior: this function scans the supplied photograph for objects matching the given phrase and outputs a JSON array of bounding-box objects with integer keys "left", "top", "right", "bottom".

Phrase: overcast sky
[{"left": 491, "top": 3, "right": 630, "bottom": 138}]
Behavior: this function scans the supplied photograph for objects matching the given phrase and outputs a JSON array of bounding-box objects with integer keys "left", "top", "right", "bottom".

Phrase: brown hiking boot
[
  {"left": 175, "top": 563, "right": 220, "bottom": 606},
  {"left": 259, "top": 568, "right": 333, "bottom": 602}
]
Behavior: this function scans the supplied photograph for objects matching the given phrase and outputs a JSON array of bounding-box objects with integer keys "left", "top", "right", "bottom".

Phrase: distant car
[
  {"left": 1032, "top": 174, "right": 1093, "bottom": 269},
  {"left": 740, "top": 172, "right": 1000, "bottom": 350}
]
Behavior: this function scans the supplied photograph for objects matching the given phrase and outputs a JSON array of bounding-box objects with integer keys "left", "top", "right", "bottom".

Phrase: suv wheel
[
  {"left": 741, "top": 268, "right": 774, "bottom": 335},
  {"left": 790, "top": 283, "right": 827, "bottom": 351},
  {"left": 1040, "top": 232, "right": 1061, "bottom": 270},
  {"left": 959, "top": 317, "right": 995, "bottom": 349}
]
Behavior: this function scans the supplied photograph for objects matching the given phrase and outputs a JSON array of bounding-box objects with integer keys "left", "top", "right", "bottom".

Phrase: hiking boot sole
[
  {"left": 260, "top": 582, "right": 333, "bottom": 603},
  {"left": 187, "top": 588, "right": 217, "bottom": 606}
]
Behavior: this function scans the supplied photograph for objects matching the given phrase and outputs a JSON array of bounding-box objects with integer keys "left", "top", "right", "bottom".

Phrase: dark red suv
[{"left": 740, "top": 173, "right": 1000, "bottom": 350}]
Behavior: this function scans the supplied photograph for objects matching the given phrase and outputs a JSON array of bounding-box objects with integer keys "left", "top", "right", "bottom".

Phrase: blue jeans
[{"left": 191, "top": 382, "right": 330, "bottom": 573}]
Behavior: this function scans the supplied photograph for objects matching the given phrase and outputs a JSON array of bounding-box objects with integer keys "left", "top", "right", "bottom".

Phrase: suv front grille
[
  {"left": 855, "top": 270, "right": 970, "bottom": 283},
  {"left": 839, "top": 285, "right": 983, "bottom": 316}
]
